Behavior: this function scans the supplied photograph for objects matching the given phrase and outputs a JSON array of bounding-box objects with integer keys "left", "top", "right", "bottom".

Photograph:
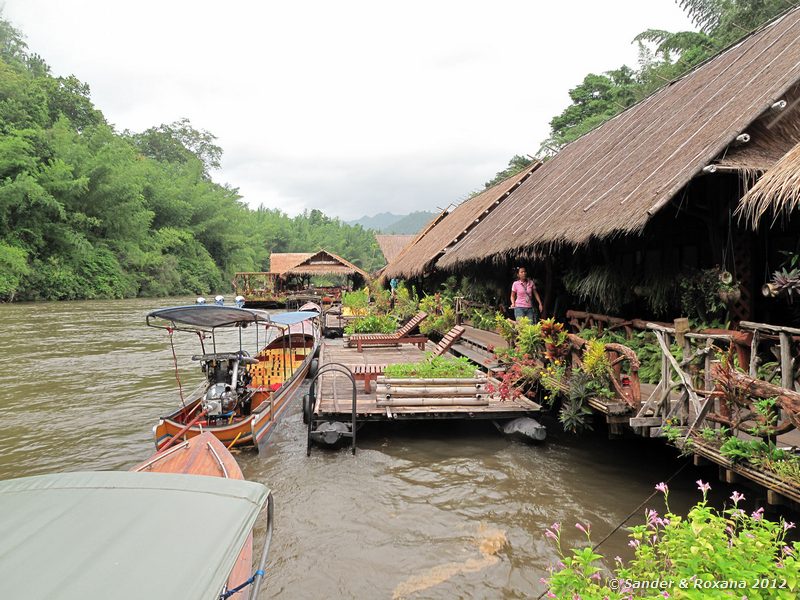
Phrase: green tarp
[{"left": 0, "top": 471, "right": 269, "bottom": 599}]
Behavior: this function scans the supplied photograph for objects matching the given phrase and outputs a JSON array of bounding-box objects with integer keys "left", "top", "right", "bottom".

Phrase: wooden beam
[{"left": 780, "top": 332, "right": 794, "bottom": 391}]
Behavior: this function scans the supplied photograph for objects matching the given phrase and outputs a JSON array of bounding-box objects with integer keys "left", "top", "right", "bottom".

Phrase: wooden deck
[{"left": 314, "top": 339, "right": 540, "bottom": 421}]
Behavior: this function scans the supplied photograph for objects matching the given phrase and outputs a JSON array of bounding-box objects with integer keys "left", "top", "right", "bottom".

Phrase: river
[{"left": 0, "top": 297, "right": 744, "bottom": 598}]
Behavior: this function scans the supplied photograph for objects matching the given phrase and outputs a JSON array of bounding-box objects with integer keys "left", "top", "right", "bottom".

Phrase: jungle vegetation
[{"left": 0, "top": 16, "right": 383, "bottom": 301}]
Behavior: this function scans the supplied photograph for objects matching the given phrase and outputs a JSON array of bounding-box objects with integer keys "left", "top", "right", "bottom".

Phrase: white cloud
[{"left": 3, "top": 0, "right": 694, "bottom": 219}]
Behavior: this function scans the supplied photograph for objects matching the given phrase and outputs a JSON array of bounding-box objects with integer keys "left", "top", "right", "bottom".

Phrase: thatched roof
[
  {"left": 383, "top": 163, "right": 540, "bottom": 278},
  {"left": 737, "top": 139, "right": 800, "bottom": 226},
  {"left": 439, "top": 7, "right": 800, "bottom": 268},
  {"left": 715, "top": 84, "right": 800, "bottom": 171},
  {"left": 375, "top": 234, "right": 415, "bottom": 263},
  {"left": 269, "top": 253, "right": 313, "bottom": 275},
  {"left": 272, "top": 249, "right": 369, "bottom": 279}
]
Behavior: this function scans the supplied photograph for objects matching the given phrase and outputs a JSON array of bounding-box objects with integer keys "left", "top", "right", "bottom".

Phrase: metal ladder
[{"left": 306, "top": 362, "right": 357, "bottom": 455}]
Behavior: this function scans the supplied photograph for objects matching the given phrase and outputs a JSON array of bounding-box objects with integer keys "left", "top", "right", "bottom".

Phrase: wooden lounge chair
[
  {"left": 348, "top": 325, "right": 467, "bottom": 392},
  {"left": 347, "top": 311, "right": 428, "bottom": 352},
  {"left": 431, "top": 325, "right": 465, "bottom": 357}
]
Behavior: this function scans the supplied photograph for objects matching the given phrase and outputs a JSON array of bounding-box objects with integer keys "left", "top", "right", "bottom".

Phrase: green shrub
[
  {"left": 384, "top": 354, "right": 476, "bottom": 378},
  {"left": 344, "top": 314, "right": 397, "bottom": 334},
  {"left": 343, "top": 287, "right": 370, "bottom": 311}
]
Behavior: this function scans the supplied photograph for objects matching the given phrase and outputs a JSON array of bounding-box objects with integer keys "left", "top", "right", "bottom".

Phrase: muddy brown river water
[{"left": 0, "top": 298, "right": 747, "bottom": 598}]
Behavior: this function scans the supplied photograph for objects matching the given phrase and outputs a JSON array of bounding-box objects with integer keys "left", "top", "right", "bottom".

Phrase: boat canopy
[
  {"left": 147, "top": 304, "right": 272, "bottom": 330},
  {"left": 269, "top": 310, "right": 320, "bottom": 326},
  {"left": 0, "top": 471, "right": 269, "bottom": 600}
]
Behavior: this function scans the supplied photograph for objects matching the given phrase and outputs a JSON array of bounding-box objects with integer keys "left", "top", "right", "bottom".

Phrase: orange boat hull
[{"left": 132, "top": 433, "right": 253, "bottom": 598}]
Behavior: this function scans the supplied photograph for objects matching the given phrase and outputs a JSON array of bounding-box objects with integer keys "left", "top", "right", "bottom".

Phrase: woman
[{"left": 510, "top": 266, "right": 543, "bottom": 322}]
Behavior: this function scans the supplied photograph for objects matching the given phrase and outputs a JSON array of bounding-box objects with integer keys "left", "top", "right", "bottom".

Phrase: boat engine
[
  {"left": 203, "top": 383, "right": 238, "bottom": 417},
  {"left": 199, "top": 355, "right": 253, "bottom": 420}
]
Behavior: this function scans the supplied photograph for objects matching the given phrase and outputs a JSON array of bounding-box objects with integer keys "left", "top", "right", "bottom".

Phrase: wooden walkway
[{"left": 314, "top": 339, "right": 540, "bottom": 421}]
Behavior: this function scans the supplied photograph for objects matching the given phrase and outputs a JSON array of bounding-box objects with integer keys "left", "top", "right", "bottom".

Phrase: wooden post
[
  {"left": 749, "top": 329, "right": 760, "bottom": 378},
  {"left": 674, "top": 317, "right": 690, "bottom": 347},
  {"left": 780, "top": 332, "right": 793, "bottom": 390},
  {"left": 661, "top": 331, "right": 672, "bottom": 418}
]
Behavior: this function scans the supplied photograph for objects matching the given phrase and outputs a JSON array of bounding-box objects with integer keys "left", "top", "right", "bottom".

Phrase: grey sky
[{"left": 3, "top": 1, "right": 694, "bottom": 220}]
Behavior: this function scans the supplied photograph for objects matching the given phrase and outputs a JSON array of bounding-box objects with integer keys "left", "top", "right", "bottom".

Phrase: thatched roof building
[
  {"left": 375, "top": 234, "right": 415, "bottom": 264},
  {"left": 439, "top": 7, "right": 800, "bottom": 269},
  {"left": 737, "top": 140, "right": 800, "bottom": 226},
  {"left": 382, "top": 162, "right": 541, "bottom": 279},
  {"left": 269, "top": 253, "right": 314, "bottom": 275},
  {"left": 269, "top": 250, "right": 369, "bottom": 280}
]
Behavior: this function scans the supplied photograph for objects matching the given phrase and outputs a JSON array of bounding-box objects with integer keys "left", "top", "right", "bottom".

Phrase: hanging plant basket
[{"left": 719, "top": 287, "right": 742, "bottom": 304}]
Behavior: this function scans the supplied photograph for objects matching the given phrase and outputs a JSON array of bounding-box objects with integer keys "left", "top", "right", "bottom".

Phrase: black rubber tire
[
  {"left": 302, "top": 393, "right": 312, "bottom": 425},
  {"left": 308, "top": 358, "right": 319, "bottom": 379}
]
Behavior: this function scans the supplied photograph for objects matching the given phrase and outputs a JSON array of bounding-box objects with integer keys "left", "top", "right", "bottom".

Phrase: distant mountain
[{"left": 347, "top": 211, "right": 435, "bottom": 234}]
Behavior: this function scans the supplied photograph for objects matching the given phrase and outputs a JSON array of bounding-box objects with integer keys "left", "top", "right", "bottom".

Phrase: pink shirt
[{"left": 512, "top": 279, "right": 535, "bottom": 308}]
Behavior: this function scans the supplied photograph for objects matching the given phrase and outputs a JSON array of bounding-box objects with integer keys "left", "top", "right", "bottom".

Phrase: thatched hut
[
  {"left": 375, "top": 234, "right": 415, "bottom": 264},
  {"left": 270, "top": 250, "right": 369, "bottom": 280},
  {"left": 415, "top": 7, "right": 800, "bottom": 325},
  {"left": 382, "top": 162, "right": 540, "bottom": 283}
]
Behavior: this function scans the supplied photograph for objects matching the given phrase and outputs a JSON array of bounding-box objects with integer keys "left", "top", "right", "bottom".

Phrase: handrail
[
  {"left": 306, "top": 362, "right": 358, "bottom": 456},
  {"left": 248, "top": 492, "right": 274, "bottom": 600}
]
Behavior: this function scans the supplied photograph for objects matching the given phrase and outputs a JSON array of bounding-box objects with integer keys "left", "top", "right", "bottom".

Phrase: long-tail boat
[
  {"left": 148, "top": 304, "right": 320, "bottom": 450},
  {"left": 132, "top": 432, "right": 272, "bottom": 599},
  {"left": 0, "top": 464, "right": 272, "bottom": 599}
]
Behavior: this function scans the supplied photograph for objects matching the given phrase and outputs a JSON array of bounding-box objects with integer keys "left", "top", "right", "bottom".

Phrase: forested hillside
[
  {"left": 347, "top": 211, "right": 435, "bottom": 234},
  {"left": 0, "top": 17, "right": 382, "bottom": 301}
]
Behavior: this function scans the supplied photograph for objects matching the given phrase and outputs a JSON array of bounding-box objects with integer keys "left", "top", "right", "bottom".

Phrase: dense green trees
[
  {"left": 0, "top": 17, "right": 381, "bottom": 301},
  {"left": 540, "top": 0, "right": 800, "bottom": 152}
]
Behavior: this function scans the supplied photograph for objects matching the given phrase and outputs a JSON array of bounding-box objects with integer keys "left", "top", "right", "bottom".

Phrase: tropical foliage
[
  {"left": 343, "top": 314, "right": 397, "bottom": 334},
  {"left": 539, "top": 0, "right": 800, "bottom": 153},
  {"left": 544, "top": 481, "right": 800, "bottom": 599},
  {"left": 0, "top": 16, "right": 382, "bottom": 301}
]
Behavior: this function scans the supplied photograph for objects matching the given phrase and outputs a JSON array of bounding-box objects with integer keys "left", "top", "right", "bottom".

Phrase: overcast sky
[{"left": 3, "top": 1, "right": 695, "bottom": 220}]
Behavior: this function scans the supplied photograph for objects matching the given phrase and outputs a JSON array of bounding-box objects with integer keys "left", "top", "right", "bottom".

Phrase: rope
[
  {"left": 219, "top": 570, "right": 265, "bottom": 599},
  {"left": 535, "top": 458, "right": 692, "bottom": 600},
  {"left": 167, "top": 327, "right": 186, "bottom": 410}
]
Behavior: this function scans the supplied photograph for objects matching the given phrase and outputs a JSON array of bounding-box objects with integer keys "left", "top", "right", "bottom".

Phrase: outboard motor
[
  {"left": 234, "top": 295, "right": 245, "bottom": 308},
  {"left": 198, "top": 354, "right": 254, "bottom": 422},
  {"left": 196, "top": 297, "right": 206, "bottom": 305},
  {"left": 203, "top": 383, "right": 238, "bottom": 417},
  {"left": 214, "top": 295, "right": 225, "bottom": 306}
]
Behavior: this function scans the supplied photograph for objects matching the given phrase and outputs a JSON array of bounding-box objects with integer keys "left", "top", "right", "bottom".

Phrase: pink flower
[
  {"left": 539, "top": 577, "right": 548, "bottom": 584},
  {"left": 545, "top": 530, "right": 558, "bottom": 541},
  {"left": 575, "top": 522, "right": 590, "bottom": 535},
  {"left": 661, "top": 592, "right": 670, "bottom": 598},
  {"left": 646, "top": 508, "right": 659, "bottom": 525},
  {"left": 614, "top": 556, "right": 623, "bottom": 564},
  {"left": 751, "top": 507, "right": 764, "bottom": 521},
  {"left": 551, "top": 522, "right": 561, "bottom": 533},
  {"left": 590, "top": 572, "right": 601, "bottom": 581},
  {"left": 655, "top": 482, "right": 668, "bottom": 494},
  {"left": 628, "top": 539, "right": 640, "bottom": 548},
  {"left": 696, "top": 479, "right": 711, "bottom": 495},
  {"left": 731, "top": 491, "right": 745, "bottom": 505},
  {"left": 783, "top": 521, "right": 795, "bottom": 532}
]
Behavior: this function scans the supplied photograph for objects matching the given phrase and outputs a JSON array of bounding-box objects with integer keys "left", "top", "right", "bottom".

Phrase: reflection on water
[{"left": 0, "top": 297, "right": 742, "bottom": 598}]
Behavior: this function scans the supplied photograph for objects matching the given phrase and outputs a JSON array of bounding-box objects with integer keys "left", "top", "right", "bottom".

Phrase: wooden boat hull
[
  {"left": 132, "top": 433, "right": 253, "bottom": 598},
  {"left": 154, "top": 323, "right": 319, "bottom": 450}
]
